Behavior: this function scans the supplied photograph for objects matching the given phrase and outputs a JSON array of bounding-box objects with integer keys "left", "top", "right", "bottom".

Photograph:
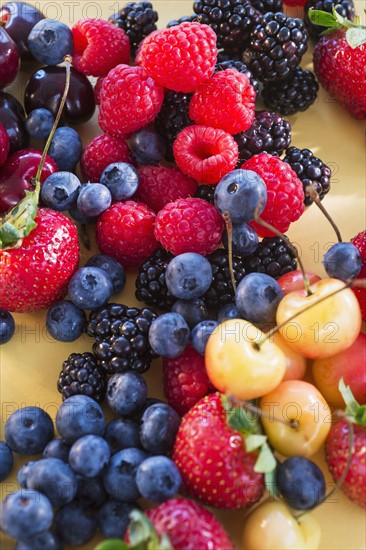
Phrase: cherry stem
[
  {"left": 229, "top": 396, "right": 300, "bottom": 430},
  {"left": 306, "top": 184, "right": 343, "bottom": 243},
  {"left": 223, "top": 211, "right": 237, "bottom": 293}
]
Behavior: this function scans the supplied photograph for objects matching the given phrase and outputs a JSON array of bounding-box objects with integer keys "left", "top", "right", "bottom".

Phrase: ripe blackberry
[
  {"left": 245, "top": 12, "right": 308, "bottom": 82},
  {"left": 283, "top": 146, "right": 331, "bottom": 206},
  {"left": 262, "top": 67, "right": 319, "bottom": 115},
  {"left": 304, "top": 0, "right": 355, "bottom": 40},
  {"left": 234, "top": 110, "right": 291, "bottom": 163},
  {"left": 194, "top": 184, "right": 215, "bottom": 205},
  {"left": 193, "top": 0, "right": 261, "bottom": 54},
  {"left": 215, "top": 59, "right": 260, "bottom": 94},
  {"left": 242, "top": 236, "right": 297, "bottom": 278},
  {"left": 155, "top": 90, "right": 193, "bottom": 161},
  {"left": 167, "top": 15, "right": 196, "bottom": 27},
  {"left": 57, "top": 352, "right": 106, "bottom": 403},
  {"left": 249, "top": 0, "right": 283, "bottom": 13},
  {"left": 111, "top": 1, "right": 158, "bottom": 53},
  {"left": 87, "top": 304, "right": 159, "bottom": 374},
  {"left": 203, "top": 248, "right": 247, "bottom": 309},
  {"left": 135, "top": 248, "right": 176, "bottom": 311}
]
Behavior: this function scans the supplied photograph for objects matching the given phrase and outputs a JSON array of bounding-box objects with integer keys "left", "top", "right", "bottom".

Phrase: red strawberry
[
  {"left": 351, "top": 230, "right": 366, "bottom": 321},
  {"left": 172, "top": 393, "right": 265, "bottom": 509}
]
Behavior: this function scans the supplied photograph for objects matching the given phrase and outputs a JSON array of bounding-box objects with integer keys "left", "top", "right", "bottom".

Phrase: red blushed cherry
[
  {"left": 0, "top": 148, "right": 58, "bottom": 214},
  {"left": 0, "top": 26, "right": 20, "bottom": 89},
  {"left": 277, "top": 270, "right": 322, "bottom": 295},
  {"left": 0, "top": 122, "right": 10, "bottom": 167}
]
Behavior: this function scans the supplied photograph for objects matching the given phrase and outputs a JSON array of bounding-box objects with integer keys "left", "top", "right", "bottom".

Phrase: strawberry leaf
[
  {"left": 128, "top": 510, "right": 173, "bottom": 550},
  {"left": 245, "top": 434, "right": 268, "bottom": 452},
  {"left": 0, "top": 182, "right": 39, "bottom": 249},
  {"left": 95, "top": 540, "right": 129, "bottom": 550},
  {"left": 254, "top": 441, "right": 277, "bottom": 474},
  {"left": 307, "top": 8, "right": 340, "bottom": 27},
  {"left": 265, "top": 468, "right": 279, "bottom": 500},
  {"left": 346, "top": 27, "right": 366, "bottom": 48},
  {"left": 339, "top": 378, "right": 366, "bottom": 427}
]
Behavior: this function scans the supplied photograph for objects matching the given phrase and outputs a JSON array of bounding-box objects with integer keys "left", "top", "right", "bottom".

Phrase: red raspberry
[
  {"left": 134, "top": 165, "right": 197, "bottom": 212},
  {"left": 99, "top": 64, "right": 164, "bottom": 136},
  {"left": 163, "top": 345, "right": 215, "bottom": 416},
  {"left": 94, "top": 76, "right": 104, "bottom": 105},
  {"left": 80, "top": 134, "right": 133, "bottom": 182},
  {"left": 351, "top": 230, "right": 366, "bottom": 321},
  {"left": 189, "top": 69, "right": 256, "bottom": 134},
  {"left": 154, "top": 197, "right": 224, "bottom": 256},
  {"left": 173, "top": 125, "right": 238, "bottom": 184},
  {"left": 72, "top": 18, "right": 130, "bottom": 77},
  {"left": 96, "top": 200, "right": 159, "bottom": 268},
  {"left": 0, "top": 122, "right": 10, "bottom": 167},
  {"left": 241, "top": 153, "right": 305, "bottom": 237},
  {"left": 138, "top": 22, "right": 217, "bottom": 93}
]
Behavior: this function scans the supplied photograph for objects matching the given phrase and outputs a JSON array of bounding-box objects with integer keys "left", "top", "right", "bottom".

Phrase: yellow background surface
[{"left": 1, "top": 1, "right": 366, "bottom": 549}]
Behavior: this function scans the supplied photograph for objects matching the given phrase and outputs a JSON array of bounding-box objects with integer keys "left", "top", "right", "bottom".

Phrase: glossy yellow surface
[{"left": 1, "top": 1, "right": 365, "bottom": 549}]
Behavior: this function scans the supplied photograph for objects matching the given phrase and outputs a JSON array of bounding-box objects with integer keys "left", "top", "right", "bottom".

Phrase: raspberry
[
  {"left": 93, "top": 77, "right": 104, "bottom": 105},
  {"left": 80, "top": 134, "right": 133, "bottom": 182},
  {"left": 0, "top": 122, "right": 10, "bottom": 167},
  {"left": 96, "top": 200, "right": 159, "bottom": 268},
  {"left": 351, "top": 230, "right": 366, "bottom": 321},
  {"left": 173, "top": 125, "right": 238, "bottom": 184},
  {"left": 134, "top": 165, "right": 197, "bottom": 212},
  {"left": 154, "top": 197, "right": 225, "bottom": 256},
  {"left": 138, "top": 22, "right": 218, "bottom": 93},
  {"left": 241, "top": 153, "right": 305, "bottom": 237},
  {"left": 72, "top": 18, "right": 130, "bottom": 77},
  {"left": 98, "top": 64, "right": 164, "bottom": 136},
  {"left": 163, "top": 345, "right": 214, "bottom": 415},
  {"left": 215, "top": 59, "right": 260, "bottom": 94},
  {"left": 189, "top": 69, "right": 256, "bottom": 134}
]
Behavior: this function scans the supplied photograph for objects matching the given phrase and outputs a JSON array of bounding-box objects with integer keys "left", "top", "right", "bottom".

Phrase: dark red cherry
[
  {"left": 0, "top": 91, "right": 29, "bottom": 153},
  {"left": 0, "top": 148, "right": 58, "bottom": 215},
  {"left": 24, "top": 66, "right": 95, "bottom": 125},
  {"left": 0, "top": 27, "right": 20, "bottom": 89},
  {"left": 0, "top": 1, "right": 44, "bottom": 59}
]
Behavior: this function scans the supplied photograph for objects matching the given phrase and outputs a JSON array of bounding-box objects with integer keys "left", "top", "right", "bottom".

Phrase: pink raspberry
[
  {"left": 0, "top": 122, "right": 10, "bottom": 167},
  {"left": 241, "top": 153, "right": 305, "bottom": 237},
  {"left": 94, "top": 76, "right": 104, "bottom": 105},
  {"left": 80, "top": 134, "right": 133, "bottom": 182},
  {"left": 134, "top": 165, "right": 197, "bottom": 212},
  {"left": 96, "top": 200, "right": 159, "bottom": 268},
  {"left": 154, "top": 197, "right": 224, "bottom": 256},
  {"left": 138, "top": 22, "right": 218, "bottom": 93},
  {"left": 173, "top": 125, "right": 238, "bottom": 184},
  {"left": 189, "top": 69, "right": 256, "bottom": 134},
  {"left": 99, "top": 64, "right": 164, "bottom": 136},
  {"left": 72, "top": 18, "right": 130, "bottom": 77}
]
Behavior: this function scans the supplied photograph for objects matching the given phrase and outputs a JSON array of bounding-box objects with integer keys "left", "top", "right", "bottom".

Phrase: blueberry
[
  {"left": 103, "top": 448, "right": 148, "bottom": 501},
  {"left": 148, "top": 312, "right": 190, "bottom": 358},
  {"left": 217, "top": 302, "right": 241, "bottom": 323},
  {"left": 5, "top": 406, "right": 54, "bottom": 455},
  {"left": 55, "top": 395, "right": 105, "bottom": 444},
  {"left": 165, "top": 253, "right": 213, "bottom": 299},
  {"left": 98, "top": 499, "right": 137, "bottom": 538},
  {"left": 25, "top": 108, "right": 54, "bottom": 139},
  {"left": 104, "top": 418, "right": 141, "bottom": 454},
  {"left": 214, "top": 169, "right": 267, "bottom": 224},
  {"left": 140, "top": 403, "right": 181, "bottom": 455},
  {"left": 106, "top": 372, "right": 147, "bottom": 417},
  {"left": 69, "top": 205, "right": 97, "bottom": 224},
  {"left": 0, "top": 309, "right": 15, "bottom": 344},
  {"left": 55, "top": 501, "right": 97, "bottom": 546},
  {"left": 191, "top": 320, "right": 220, "bottom": 355},
  {"left": 100, "top": 162, "right": 139, "bottom": 201},
  {"left": 0, "top": 441, "right": 13, "bottom": 481},
  {"left": 41, "top": 171, "right": 81, "bottom": 211},
  {"left": 235, "top": 272, "right": 283, "bottom": 326},
  {"left": 222, "top": 222, "right": 259, "bottom": 256},
  {"left": 136, "top": 456, "right": 181, "bottom": 503},
  {"left": 0, "top": 489, "right": 53, "bottom": 539},
  {"left": 130, "top": 127, "right": 167, "bottom": 165},
  {"left": 68, "top": 266, "right": 113, "bottom": 310},
  {"left": 69, "top": 435, "right": 111, "bottom": 478},
  {"left": 171, "top": 298, "right": 208, "bottom": 329},
  {"left": 322, "top": 242, "right": 362, "bottom": 282},
  {"left": 277, "top": 456, "right": 326, "bottom": 510},
  {"left": 17, "top": 461, "right": 36, "bottom": 488},
  {"left": 48, "top": 127, "right": 82, "bottom": 170},
  {"left": 85, "top": 254, "right": 126, "bottom": 295},
  {"left": 26, "top": 457, "right": 78, "bottom": 506},
  {"left": 27, "top": 18, "right": 74, "bottom": 65},
  {"left": 15, "top": 531, "right": 63, "bottom": 550},
  {"left": 76, "top": 476, "right": 108, "bottom": 508},
  {"left": 43, "top": 438, "right": 71, "bottom": 462},
  {"left": 77, "top": 183, "right": 112, "bottom": 217},
  {"left": 46, "top": 300, "right": 86, "bottom": 342}
]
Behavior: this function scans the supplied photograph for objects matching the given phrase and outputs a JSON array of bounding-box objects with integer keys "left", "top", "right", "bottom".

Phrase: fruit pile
[{"left": 0, "top": 1, "right": 365, "bottom": 549}]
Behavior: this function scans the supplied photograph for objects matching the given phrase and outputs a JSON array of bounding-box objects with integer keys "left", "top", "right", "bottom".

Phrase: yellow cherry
[{"left": 271, "top": 332, "right": 307, "bottom": 381}]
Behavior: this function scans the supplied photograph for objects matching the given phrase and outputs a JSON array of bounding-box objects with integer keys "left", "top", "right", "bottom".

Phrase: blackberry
[
  {"left": 154, "top": 90, "right": 193, "bottom": 161},
  {"left": 262, "top": 67, "right": 319, "bottom": 115},
  {"left": 284, "top": 146, "right": 331, "bottom": 206},
  {"left": 234, "top": 110, "right": 291, "bottom": 163},
  {"left": 304, "top": 0, "right": 355, "bottom": 40},
  {"left": 135, "top": 249, "right": 176, "bottom": 311},
  {"left": 194, "top": 184, "right": 215, "bottom": 205},
  {"left": 57, "top": 352, "right": 106, "bottom": 403},
  {"left": 243, "top": 236, "right": 297, "bottom": 278},
  {"left": 203, "top": 248, "right": 247, "bottom": 309},
  {"left": 216, "top": 49, "right": 242, "bottom": 63},
  {"left": 87, "top": 304, "right": 159, "bottom": 374},
  {"left": 215, "top": 59, "right": 260, "bottom": 94},
  {"left": 249, "top": 0, "right": 283, "bottom": 13},
  {"left": 244, "top": 12, "right": 308, "bottom": 82},
  {"left": 193, "top": 0, "right": 261, "bottom": 54},
  {"left": 111, "top": 1, "right": 158, "bottom": 53},
  {"left": 167, "top": 14, "right": 196, "bottom": 27}
]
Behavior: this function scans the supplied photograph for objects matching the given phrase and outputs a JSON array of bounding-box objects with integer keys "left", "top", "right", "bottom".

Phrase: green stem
[{"left": 223, "top": 211, "right": 237, "bottom": 293}]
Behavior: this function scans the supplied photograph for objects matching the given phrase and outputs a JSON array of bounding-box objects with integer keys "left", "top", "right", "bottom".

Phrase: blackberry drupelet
[
  {"left": 245, "top": 12, "right": 308, "bottom": 82},
  {"left": 167, "top": 14, "right": 197, "bottom": 27},
  {"left": 216, "top": 49, "right": 242, "bottom": 63},
  {"left": 111, "top": 1, "right": 158, "bottom": 53},
  {"left": 284, "top": 146, "right": 331, "bottom": 206},
  {"left": 57, "top": 352, "right": 106, "bottom": 403},
  {"left": 261, "top": 67, "right": 319, "bottom": 115},
  {"left": 194, "top": 184, "right": 216, "bottom": 205},
  {"left": 154, "top": 91, "right": 193, "bottom": 161},
  {"left": 203, "top": 248, "right": 247, "bottom": 309},
  {"left": 304, "top": 0, "right": 355, "bottom": 40},
  {"left": 243, "top": 236, "right": 297, "bottom": 278},
  {"left": 135, "top": 248, "right": 176, "bottom": 311},
  {"left": 234, "top": 110, "right": 291, "bottom": 163},
  {"left": 249, "top": 0, "right": 283, "bottom": 13},
  {"left": 87, "top": 304, "right": 159, "bottom": 374},
  {"left": 215, "top": 59, "right": 260, "bottom": 94}
]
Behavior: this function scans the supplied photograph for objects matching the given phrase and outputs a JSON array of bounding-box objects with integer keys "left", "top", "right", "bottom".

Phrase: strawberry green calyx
[
  {"left": 308, "top": 8, "right": 366, "bottom": 47},
  {"left": 339, "top": 378, "right": 366, "bottom": 427},
  {"left": 0, "top": 181, "right": 40, "bottom": 249}
]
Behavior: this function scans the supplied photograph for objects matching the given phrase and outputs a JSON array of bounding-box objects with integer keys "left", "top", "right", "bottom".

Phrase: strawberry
[{"left": 351, "top": 230, "right": 366, "bottom": 321}]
